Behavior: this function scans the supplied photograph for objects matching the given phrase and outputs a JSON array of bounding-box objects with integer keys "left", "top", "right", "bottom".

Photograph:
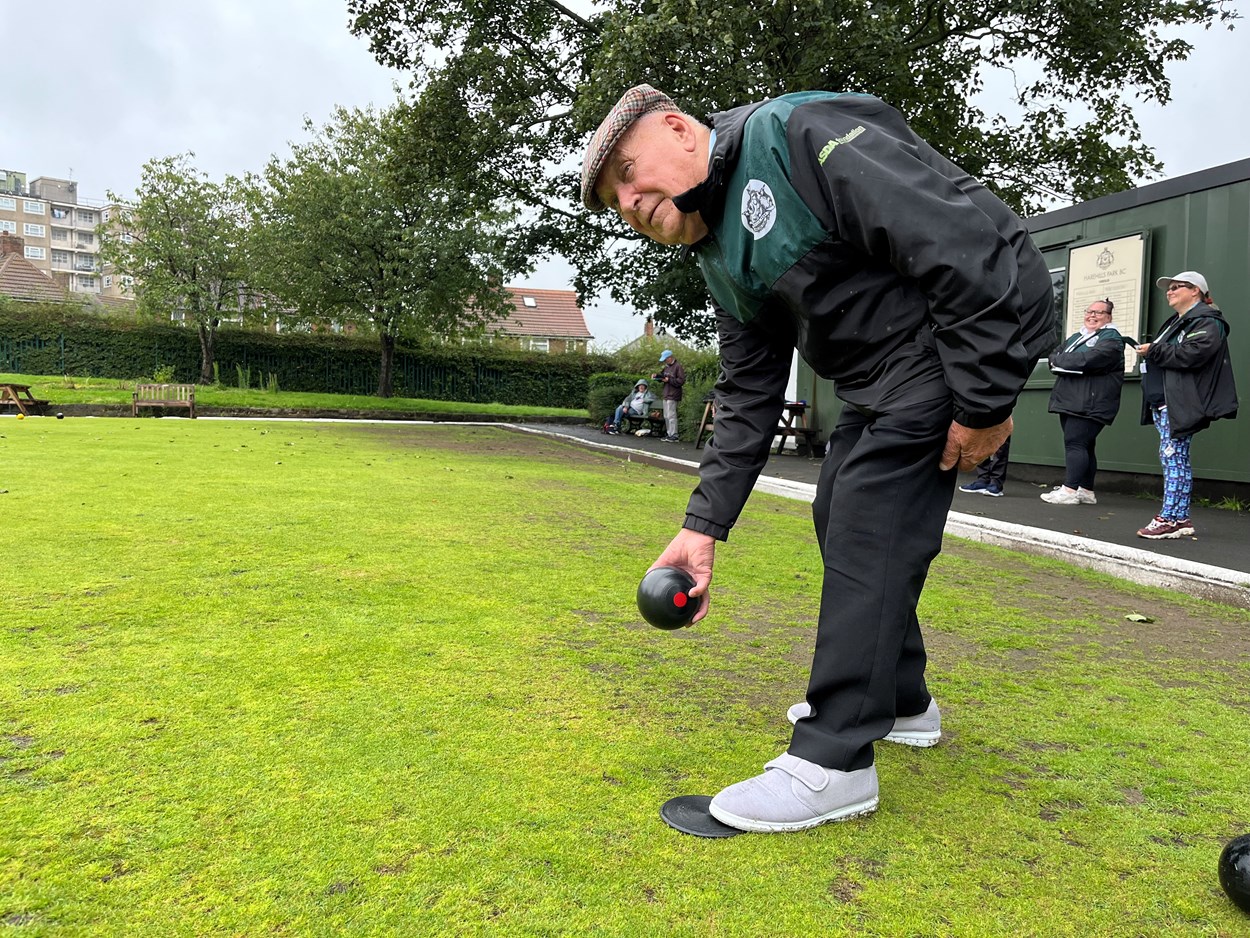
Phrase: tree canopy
[
  {"left": 100, "top": 154, "right": 251, "bottom": 383},
  {"left": 248, "top": 95, "right": 522, "bottom": 396},
  {"left": 348, "top": 0, "right": 1238, "bottom": 340}
]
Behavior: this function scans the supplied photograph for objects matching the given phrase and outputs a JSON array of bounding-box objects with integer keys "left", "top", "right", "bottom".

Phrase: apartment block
[{"left": 0, "top": 167, "right": 129, "bottom": 300}]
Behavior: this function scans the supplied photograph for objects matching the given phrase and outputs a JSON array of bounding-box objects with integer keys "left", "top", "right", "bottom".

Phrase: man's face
[{"left": 594, "top": 114, "right": 709, "bottom": 246}]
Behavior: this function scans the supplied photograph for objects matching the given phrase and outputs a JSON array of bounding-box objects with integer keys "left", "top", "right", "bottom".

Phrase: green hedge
[{"left": 0, "top": 303, "right": 615, "bottom": 409}]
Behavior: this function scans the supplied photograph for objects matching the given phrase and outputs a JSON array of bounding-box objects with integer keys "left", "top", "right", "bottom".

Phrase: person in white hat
[
  {"left": 1133, "top": 272, "right": 1238, "bottom": 539},
  {"left": 582, "top": 84, "right": 1055, "bottom": 833}
]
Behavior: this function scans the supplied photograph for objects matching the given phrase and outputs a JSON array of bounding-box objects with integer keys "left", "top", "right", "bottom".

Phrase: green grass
[
  {"left": 1, "top": 419, "right": 1248, "bottom": 936},
  {"left": 1, "top": 372, "right": 588, "bottom": 420}
]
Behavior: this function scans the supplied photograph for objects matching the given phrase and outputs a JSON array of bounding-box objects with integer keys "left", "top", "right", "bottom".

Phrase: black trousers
[
  {"left": 1059, "top": 413, "right": 1105, "bottom": 490},
  {"left": 973, "top": 437, "right": 1011, "bottom": 486},
  {"left": 789, "top": 391, "right": 956, "bottom": 771}
]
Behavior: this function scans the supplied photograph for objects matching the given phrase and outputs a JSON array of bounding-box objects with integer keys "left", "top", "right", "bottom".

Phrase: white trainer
[
  {"left": 1041, "top": 486, "right": 1082, "bottom": 505},
  {"left": 1076, "top": 487, "right": 1098, "bottom": 504},
  {"left": 787, "top": 698, "right": 941, "bottom": 747},
  {"left": 709, "top": 753, "right": 879, "bottom": 833}
]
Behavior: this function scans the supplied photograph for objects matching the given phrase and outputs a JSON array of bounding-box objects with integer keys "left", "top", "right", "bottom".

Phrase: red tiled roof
[
  {"left": 0, "top": 254, "right": 67, "bottom": 303},
  {"left": 490, "top": 287, "right": 593, "bottom": 340}
]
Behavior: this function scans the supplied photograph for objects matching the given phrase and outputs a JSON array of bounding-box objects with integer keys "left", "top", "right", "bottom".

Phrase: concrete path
[{"left": 516, "top": 422, "right": 1250, "bottom": 610}]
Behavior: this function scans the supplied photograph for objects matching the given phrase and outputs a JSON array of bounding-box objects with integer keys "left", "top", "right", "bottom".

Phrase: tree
[
  {"left": 100, "top": 154, "right": 252, "bottom": 383},
  {"left": 348, "top": 0, "right": 1238, "bottom": 339},
  {"left": 248, "top": 92, "right": 521, "bottom": 397}
]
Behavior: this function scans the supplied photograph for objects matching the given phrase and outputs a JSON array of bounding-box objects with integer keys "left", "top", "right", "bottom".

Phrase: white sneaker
[
  {"left": 787, "top": 698, "right": 941, "bottom": 747},
  {"left": 709, "top": 753, "right": 879, "bottom": 833},
  {"left": 1076, "top": 487, "right": 1097, "bottom": 504},
  {"left": 1040, "top": 486, "right": 1081, "bottom": 505}
]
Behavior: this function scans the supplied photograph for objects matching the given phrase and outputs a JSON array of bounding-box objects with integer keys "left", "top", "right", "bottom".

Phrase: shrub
[
  {"left": 678, "top": 372, "right": 719, "bottom": 443},
  {"left": 0, "top": 305, "right": 613, "bottom": 408}
]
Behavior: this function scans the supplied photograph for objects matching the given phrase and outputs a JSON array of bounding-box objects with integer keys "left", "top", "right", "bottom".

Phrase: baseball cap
[
  {"left": 1155, "top": 270, "right": 1209, "bottom": 294},
  {"left": 580, "top": 84, "right": 679, "bottom": 211},
  {"left": 659, "top": 350, "right": 673, "bottom": 362}
]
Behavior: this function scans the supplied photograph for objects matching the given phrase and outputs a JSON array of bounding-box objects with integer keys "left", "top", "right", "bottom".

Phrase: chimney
[
  {"left": 0, "top": 233, "right": 24, "bottom": 257},
  {"left": 644, "top": 317, "right": 654, "bottom": 338}
]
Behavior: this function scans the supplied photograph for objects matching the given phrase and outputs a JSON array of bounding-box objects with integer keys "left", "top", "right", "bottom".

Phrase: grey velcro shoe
[
  {"left": 709, "top": 753, "right": 878, "bottom": 833},
  {"left": 787, "top": 698, "right": 941, "bottom": 747}
]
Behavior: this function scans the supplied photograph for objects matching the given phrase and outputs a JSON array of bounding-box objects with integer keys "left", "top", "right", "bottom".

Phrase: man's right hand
[
  {"left": 939, "top": 417, "right": 1013, "bottom": 472},
  {"left": 648, "top": 528, "right": 716, "bottom": 624}
]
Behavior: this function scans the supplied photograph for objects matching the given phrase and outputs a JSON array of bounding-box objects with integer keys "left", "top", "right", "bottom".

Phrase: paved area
[{"left": 518, "top": 422, "right": 1250, "bottom": 609}]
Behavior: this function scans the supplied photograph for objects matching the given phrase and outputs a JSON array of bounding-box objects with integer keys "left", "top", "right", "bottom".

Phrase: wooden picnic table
[
  {"left": 0, "top": 383, "right": 49, "bottom": 417},
  {"left": 774, "top": 401, "right": 822, "bottom": 456}
]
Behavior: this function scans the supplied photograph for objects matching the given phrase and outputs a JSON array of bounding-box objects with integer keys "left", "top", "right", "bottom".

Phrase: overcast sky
[{"left": 2, "top": 1, "right": 1244, "bottom": 347}]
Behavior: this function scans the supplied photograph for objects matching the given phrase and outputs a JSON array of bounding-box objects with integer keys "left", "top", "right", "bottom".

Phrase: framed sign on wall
[{"left": 1064, "top": 232, "right": 1149, "bottom": 373}]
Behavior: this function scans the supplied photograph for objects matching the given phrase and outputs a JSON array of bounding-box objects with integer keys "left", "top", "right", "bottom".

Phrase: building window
[
  {"left": 103, "top": 275, "right": 113, "bottom": 288},
  {"left": 52, "top": 250, "right": 70, "bottom": 264},
  {"left": 527, "top": 338, "right": 550, "bottom": 352},
  {"left": 51, "top": 207, "right": 69, "bottom": 219},
  {"left": 523, "top": 296, "right": 537, "bottom": 307},
  {"left": 25, "top": 246, "right": 46, "bottom": 260},
  {"left": 0, "top": 220, "right": 15, "bottom": 234},
  {"left": 0, "top": 196, "right": 15, "bottom": 211},
  {"left": 24, "top": 223, "right": 45, "bottom": 238},
  {"left": 77, "top": 232, "right": 94, "bottom": 246},
  {"left": 23, "top": 200, "right": 44, "bottom": 214},
  {"left": 77, "top": 275, "right": 97, "bottom": 289},
  {"left": 51, "top": 228, "right": 69, "bottom": 242},
  {"left": 77, "top": 209, "right": 96, "bottom": 224}
]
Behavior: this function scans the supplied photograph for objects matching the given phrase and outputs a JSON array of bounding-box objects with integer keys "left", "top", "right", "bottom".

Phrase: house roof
[
  {"left": 491, "top": 288, "right": 593, "bottom": 340},
  {"left": 0, "top": 253, "right": 67, "bottom": 302}
]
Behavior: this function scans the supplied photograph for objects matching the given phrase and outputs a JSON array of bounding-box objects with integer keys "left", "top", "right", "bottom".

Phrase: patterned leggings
[{"left": 1151, "top": 406, "right": 1192, "bottom": 522}]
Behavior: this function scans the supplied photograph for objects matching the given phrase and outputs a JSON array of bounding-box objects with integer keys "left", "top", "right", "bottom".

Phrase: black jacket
[
  {"left": 1047, "top": 327, "right": 1126, "bottom": 426},
  {"left": 1139, "top": 301, "right": 1238, "bottom": 437},
  {"left": 674, "top": 92, "right": 1055, "bottom": 539}
]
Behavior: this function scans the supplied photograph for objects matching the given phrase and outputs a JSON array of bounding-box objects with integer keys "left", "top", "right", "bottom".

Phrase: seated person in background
[{"left": 609, "top": 379, "right": 657, "bottom": 434}]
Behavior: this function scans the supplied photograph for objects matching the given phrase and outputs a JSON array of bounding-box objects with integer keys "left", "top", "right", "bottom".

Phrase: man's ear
[{"left": 662, "top": 113, "right": 699, "bottom": 152}]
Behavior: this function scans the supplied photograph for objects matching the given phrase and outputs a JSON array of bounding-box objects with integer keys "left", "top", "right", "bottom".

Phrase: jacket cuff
[
  {"left": 684, "top": 514, "right": 731, "bottom": 541},
  {"left": 952, "top": 405, "right": 1013, "bottom": 430}
]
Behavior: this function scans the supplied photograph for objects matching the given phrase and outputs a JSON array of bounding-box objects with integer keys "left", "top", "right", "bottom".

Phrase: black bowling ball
[
  {"left": 636, "top": 566, "right": 697, "bottom": 630},
  {"left": 1219, "top": 833, "right": 1250, "bottom": 915}
]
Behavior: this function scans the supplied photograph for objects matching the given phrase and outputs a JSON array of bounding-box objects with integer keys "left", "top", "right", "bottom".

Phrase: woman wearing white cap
[{"left": 1134, "top": 271, "right": 1238, "bottom": 539}]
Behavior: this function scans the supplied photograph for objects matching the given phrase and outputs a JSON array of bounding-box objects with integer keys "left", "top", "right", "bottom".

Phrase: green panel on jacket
[{"left": 697, "top": 93, "right": 841, "bottom": 325}]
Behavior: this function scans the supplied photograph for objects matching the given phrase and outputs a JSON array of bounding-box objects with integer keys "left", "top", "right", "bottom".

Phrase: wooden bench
[
  {"left": 620, "top": 411, "right": 667, "bottom": 437},
  {"left": 132, "top": 383, "right": 196, "bottom": 418},
  {"left": 0, "top": 382, "right": 50, "bottom": 416}
]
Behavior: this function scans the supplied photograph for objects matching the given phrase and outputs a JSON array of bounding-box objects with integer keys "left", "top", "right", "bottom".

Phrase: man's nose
[{"left": 615, "top": 184, "right": 641, "bottom": 215}]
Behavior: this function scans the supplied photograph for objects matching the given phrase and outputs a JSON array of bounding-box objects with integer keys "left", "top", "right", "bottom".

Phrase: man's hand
[
  {"left": 939, "top": 417, "right": 1013, "bottom": 472},
  {"left": 648, "top": 528, "right": 716, "bottom": 624}
]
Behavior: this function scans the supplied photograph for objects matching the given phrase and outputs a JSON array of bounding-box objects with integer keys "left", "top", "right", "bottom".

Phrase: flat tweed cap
[{"left": 580, "top": 84, "right": 678, "bottom": 211}]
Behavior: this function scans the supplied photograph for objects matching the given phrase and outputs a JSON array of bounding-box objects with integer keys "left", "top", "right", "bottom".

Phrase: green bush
[
  {"left": 678, "top": 372, "right": 719, "bottom": 443},
  {"left": 0, "top": 305, "right": 614, "bottom": 409}
]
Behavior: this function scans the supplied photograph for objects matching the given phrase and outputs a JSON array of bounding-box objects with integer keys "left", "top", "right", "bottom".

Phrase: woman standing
[
  {"left": 1041, "top": 298, "right": 1126, "bottom": 505},
  {"left": 1135, "top": 271, "right": 1238, "bottom": 539}
]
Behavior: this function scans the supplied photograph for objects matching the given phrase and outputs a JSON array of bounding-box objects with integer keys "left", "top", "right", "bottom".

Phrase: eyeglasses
[
  {"left": 1166, "top": 283, "right": 1194, "bottom": 292},
  {"left": 1085, "top": 307, "right": 1112, "bottom": 315}
]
